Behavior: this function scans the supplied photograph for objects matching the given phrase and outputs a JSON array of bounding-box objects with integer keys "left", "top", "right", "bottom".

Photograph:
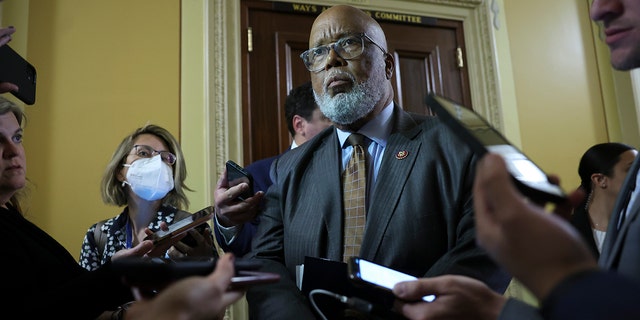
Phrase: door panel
[{"left": 241, "top": 1, "right": 471, "bottom": 164}]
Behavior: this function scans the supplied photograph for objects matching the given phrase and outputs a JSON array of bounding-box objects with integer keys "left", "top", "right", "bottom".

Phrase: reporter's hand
[
  {"left": 0, "top": 26, "right": 15, "bottom": 46},
  {"left": 214, "top": 167, "right": 264, "bottom": 227},
  {"left": 143, "top": 224, "right": 188, "bottom": 257},
  {"left": 473, "top": 153, "right": 597, "bottom": 300},
  {"left": 393, "top": 275, "right": 506, "bottom": 320},
  {"left": 168, "top": 226, "right": 216, "bottom": 258},
  {"left": 124, "top": 253, "right": 244, "bottom": 320},
  {"left": 0, "top": 82, "right": 18, "bottom": 94},
  {"left": 111, "top": 240, "right": 155, "bottom": 261}
]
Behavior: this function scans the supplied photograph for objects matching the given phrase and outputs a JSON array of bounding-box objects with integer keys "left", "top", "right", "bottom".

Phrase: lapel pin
[{"left": 395, "top": 150, "right": 408, "bottom": 160}]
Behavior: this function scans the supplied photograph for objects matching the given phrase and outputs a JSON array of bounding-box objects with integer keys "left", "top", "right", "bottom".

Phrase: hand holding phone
[
  {"left": 348, "top": 257, "right": 436, "bottom": 302},
  {"left": 112, "top": 256, "right": 280, "bottom": 294},
  {"left": 226, "top": 160, "right": 254, "bottom": 201},
  {"left": 426, "top": 93, "right": 566, "bottom": 204},
  {"left": 144, "top": 206, "right": 214, "bottom": 246}
]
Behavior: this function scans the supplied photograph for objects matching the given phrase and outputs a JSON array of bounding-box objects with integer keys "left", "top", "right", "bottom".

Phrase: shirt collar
[{"left": 337, "top": 101, "right": 394, "bottom": 148}]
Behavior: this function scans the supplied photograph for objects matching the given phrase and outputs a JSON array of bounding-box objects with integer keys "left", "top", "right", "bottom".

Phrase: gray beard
[{"left": 315, "top": 75, "right": 380, "bottom": 126}]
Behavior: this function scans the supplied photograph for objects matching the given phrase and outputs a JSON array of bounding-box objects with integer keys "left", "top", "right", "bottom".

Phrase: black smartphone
[
  {"left": 225, "top": 160, "right": 254, "bottom": 201},
  {"left": 348, "top": 257, "right": 436, "bottom": 302},
  {"left": 425, "top": 93, "right": 567, "bottom": 204},
  {"left": 228, "top": 270, "right": 281, "bottom": 290},
  {"left": 0, "top": 44, "right": 37, "bottom": 105},
  {"left": 112, "top": 256, "right": 279, "bottom": 289},
  {"left": 144, "top": 206, "right": 214, "bottom": 246}
]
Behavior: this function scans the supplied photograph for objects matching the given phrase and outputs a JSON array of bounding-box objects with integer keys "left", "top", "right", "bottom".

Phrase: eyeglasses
[
  {"left": 300, "top": 33, "right": 387, "bottom": 72},
  {"left": 130, "top": 144, "right": 177, "bottom": 165}
]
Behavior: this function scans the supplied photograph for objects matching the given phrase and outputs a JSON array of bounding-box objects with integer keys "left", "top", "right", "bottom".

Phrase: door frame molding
[{"left": 180, "top": 0, "right": 517, "bottom": 212}]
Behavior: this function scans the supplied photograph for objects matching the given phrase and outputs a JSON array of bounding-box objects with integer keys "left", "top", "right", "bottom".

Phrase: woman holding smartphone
[{"left": 79, "top": 124, "right": 218, "bottom": 270}]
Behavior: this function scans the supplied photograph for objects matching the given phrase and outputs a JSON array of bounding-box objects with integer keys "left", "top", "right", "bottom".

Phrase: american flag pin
[{"left": 395, "top": 150, "right": 408, "bottom": 159}]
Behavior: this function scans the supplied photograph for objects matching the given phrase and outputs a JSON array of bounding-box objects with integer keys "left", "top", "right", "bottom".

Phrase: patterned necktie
[{"left": 343, "top": 133, "right": 367, "bottom": 262}]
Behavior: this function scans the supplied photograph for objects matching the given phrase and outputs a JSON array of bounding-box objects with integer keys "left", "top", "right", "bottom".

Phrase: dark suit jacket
[
  {"left": 246, "top": 105, "right": 510, "bottom": 319},
  {"left": 499, "top": 156, "right": 640, "bottom": 320},
  {"left": 600, "top": 155, "right": 640, "bottom": 281},
  {"left": 540, "top": 270, "right": 640, "bottom": 320}
]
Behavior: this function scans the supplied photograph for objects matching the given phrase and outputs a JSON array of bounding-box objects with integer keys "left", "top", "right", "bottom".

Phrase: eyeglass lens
[
  {"left": 133, "top": 145, "right": 176, "bottom": 165},
  {"left": 302, "top": 35, "right": 364, "bottom": 71}
]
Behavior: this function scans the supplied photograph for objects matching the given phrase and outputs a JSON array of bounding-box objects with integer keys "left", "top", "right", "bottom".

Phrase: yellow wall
[
  {"left": 502, "top": 0, "right": 611, "bottom": 192},
  {"left": 2, "top": 0, "right": 181, "bottom": 254}
]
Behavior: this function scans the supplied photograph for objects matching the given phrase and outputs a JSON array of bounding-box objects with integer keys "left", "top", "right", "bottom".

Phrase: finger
[
  {"left": 213, "top": 253, "right": 236, "bottom": 289},
  {"left": 473, "top": 154, "right": 527, "bottom": 250},
  {"left": 554, "top": 188, "right": 585, "bottom": 221},
  {"left": 395, "top": 300, "right": 433, "bottom": 320},
  {"left": 218, "top": 168, "right": 229, "bottom": 188},
  {"left": 0, "top": 82, "right": 18, "bottom": 93},
  {"left": 148, "top": 233, "right": 188, "bottom": 257},
  {"left": 131, "top": 287, "right": 144, "bottom": 301},
  {"left": 186, "top": 228, "right": 205, "bottom": 242},
  {"left": 0, "top": 26, "right": 15, "bottom": 47},
  {"left": 167, "top": 246, "right": 186, "bottom": 259},
  {"left": 203, "top": 227, "right": 214, "bottom": 245},
  {"left": 393, "top": 278, "right": 442, "bottom": 301}
]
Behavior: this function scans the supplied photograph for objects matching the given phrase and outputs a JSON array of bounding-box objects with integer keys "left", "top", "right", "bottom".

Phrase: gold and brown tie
[{"left": 343, "top": 133, "right": 367, "bottom": 262}]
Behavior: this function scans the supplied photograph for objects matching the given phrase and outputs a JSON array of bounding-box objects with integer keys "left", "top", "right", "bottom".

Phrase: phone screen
[
  {"left": 426, "top": 93, "right": 566, "bottom": 203},
  {"left": 350, "top": 258, "right": 435, "bottom": 302},
  {"left": 147, "top": 206, "right": 213, "bottom": 245}
]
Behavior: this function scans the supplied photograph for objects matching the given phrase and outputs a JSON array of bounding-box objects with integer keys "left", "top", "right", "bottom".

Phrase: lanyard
[{"left": 125, "top": 219, "right": 133, "bottom": 249}]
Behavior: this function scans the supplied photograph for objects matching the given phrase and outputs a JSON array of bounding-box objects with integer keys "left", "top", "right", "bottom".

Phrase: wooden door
[{"left": 241, "top": 1, "right": 471, "bottom": 165}]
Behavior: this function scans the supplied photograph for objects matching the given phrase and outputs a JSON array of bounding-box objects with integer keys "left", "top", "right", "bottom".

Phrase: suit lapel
[
  {"left": 360, "top": 106, "right": 423, "bottom": 259},
  {"left": 600, "top": 156, "right": 640, "bottom": 268}
]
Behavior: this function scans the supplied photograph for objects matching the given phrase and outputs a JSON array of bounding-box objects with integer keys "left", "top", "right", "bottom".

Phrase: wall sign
[{"left": 272, "top": 1, "right": 437, "bottom": 26}]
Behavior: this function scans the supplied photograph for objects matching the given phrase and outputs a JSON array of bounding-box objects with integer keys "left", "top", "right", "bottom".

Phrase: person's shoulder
[
  {"left": 247, "top": 155, "right": 280, "bottom": 169},
  {"left": 246, "top": 154, "right": 281, "bottom": 176}
]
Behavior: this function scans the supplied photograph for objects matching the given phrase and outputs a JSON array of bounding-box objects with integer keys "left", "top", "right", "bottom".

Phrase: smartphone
[
  {"left": 226, "top": 160, "right": 254, "bottom": 201},
  {"left": 112, "top": 256, "right": 279, "bottom": 289},
  {"left": 0, "top": 44, "right": 37, "bottom": 105},
  {"left": 348, "top": 257, "right": 436, "bottom": 302},
  {"left": 425, "top": 93, "right": 567, "bottom": 204},
  {"left": 144, "top": 206, "right": 214, "bottom": 245},
  {"left": 229, "top": 270, "right": 281, "bottom": 290}
]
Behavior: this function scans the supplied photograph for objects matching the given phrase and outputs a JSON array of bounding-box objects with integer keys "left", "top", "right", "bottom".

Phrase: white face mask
[{"left": 123, "top": 154, "right": 174, "bottom": 201}]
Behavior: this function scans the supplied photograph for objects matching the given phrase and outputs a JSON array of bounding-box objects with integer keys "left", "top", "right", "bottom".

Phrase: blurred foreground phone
[
  {"left": 144, "top": 206, "right": 213, "bottom": 246},
  {"left": 425, "top": 93, "right": 567, "bottom": 204},
  {"left": 0, "top": 44, "right": 37, "bottom": 105},
  {"left": 348, "top": 257, "right": 436, "bottom": 303},
  {"left": 112, "top": 256, "right": 280, "bottom": 290},
  {"left": 226, "top": 160, "right": 254, "bottom": 201}
]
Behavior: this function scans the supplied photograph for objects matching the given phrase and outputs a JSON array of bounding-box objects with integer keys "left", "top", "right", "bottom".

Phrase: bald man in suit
[{"left": 214, "top": 5, "right": 509, "bottom": 319}]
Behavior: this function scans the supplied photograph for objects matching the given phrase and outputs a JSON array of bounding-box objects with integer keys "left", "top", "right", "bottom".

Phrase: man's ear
[
  {"left": 292, "top": 114, "right": 306, "bottom": 137},
  {"left": 384, "top": 52, "right": 395, "bottom": 80}
]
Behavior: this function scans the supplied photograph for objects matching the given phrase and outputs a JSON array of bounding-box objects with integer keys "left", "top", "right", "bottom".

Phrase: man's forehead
[{"left": 310, "top": 20, "right": 367, "bottom": 44}]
